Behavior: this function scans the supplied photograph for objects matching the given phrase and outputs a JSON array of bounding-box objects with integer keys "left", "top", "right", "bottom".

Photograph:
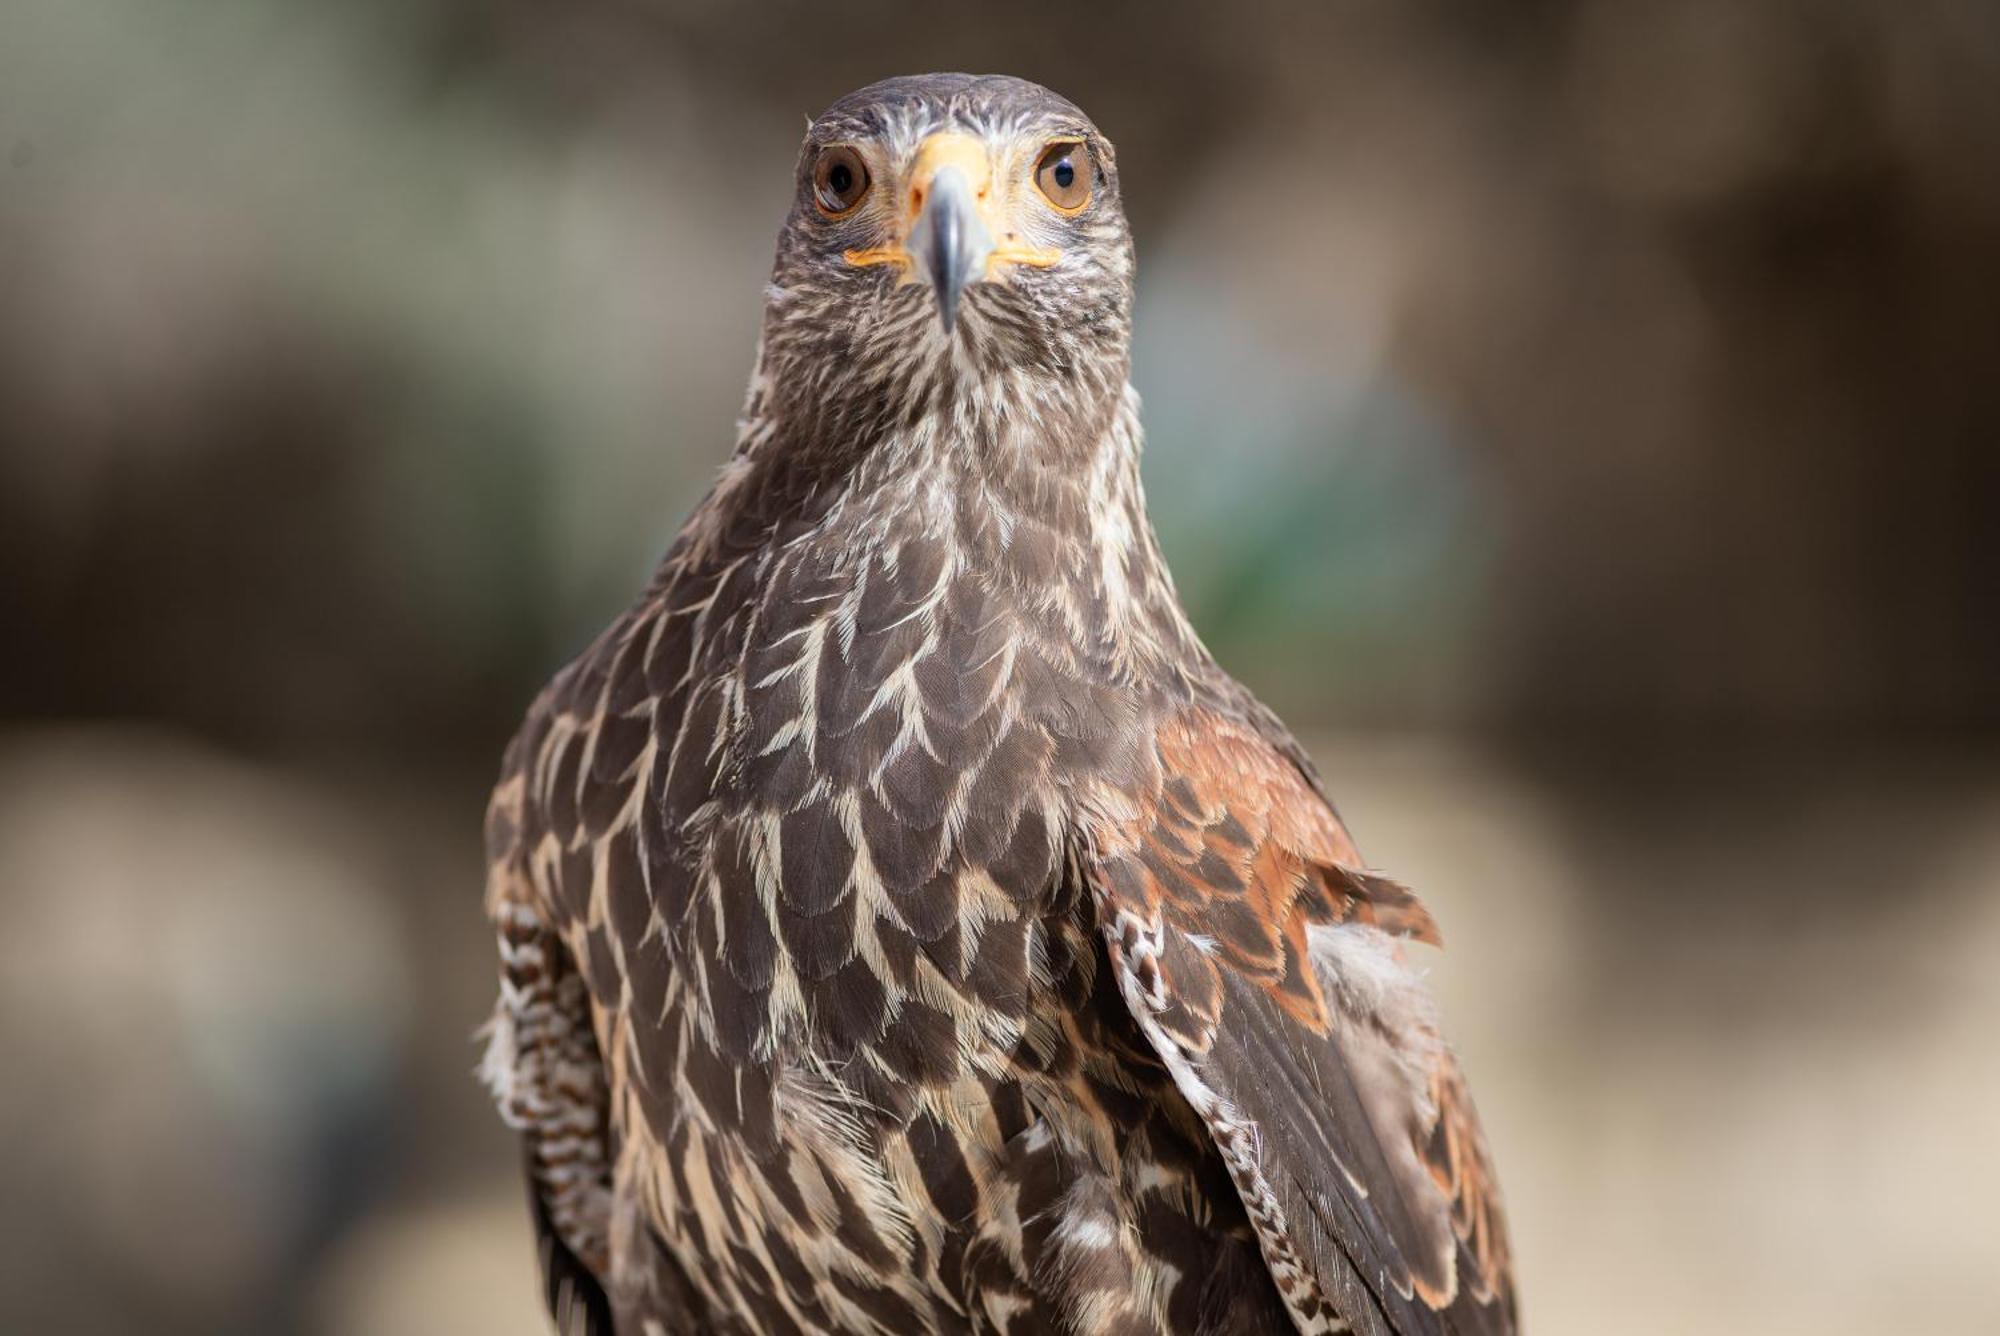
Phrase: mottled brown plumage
[{"left": 482, "top": 73, "right": 1516, "bottom": 1335}]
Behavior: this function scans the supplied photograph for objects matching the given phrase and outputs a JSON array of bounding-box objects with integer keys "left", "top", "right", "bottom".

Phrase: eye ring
[
  {"left": 1033, "top": 139, "right": 1091, "bottom": 213},
  {"left": 812, "top": 145, "right": 870, "bottom": 217}
]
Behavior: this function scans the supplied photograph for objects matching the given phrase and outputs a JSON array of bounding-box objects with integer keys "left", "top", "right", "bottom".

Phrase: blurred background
[{"left": 3, "top": 1, "right": 1996, "bottom": 1332}]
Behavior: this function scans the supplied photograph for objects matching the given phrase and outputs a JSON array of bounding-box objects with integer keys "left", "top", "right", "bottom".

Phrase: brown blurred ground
[{"left": 1, "top": 2, "right": 1996, "bottom": 1333}]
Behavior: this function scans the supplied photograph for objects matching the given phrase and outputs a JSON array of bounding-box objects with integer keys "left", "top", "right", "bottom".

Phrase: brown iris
[
  {"left": 1034, "top": 140, "right": 1091, "bottom": 213},
  {"left": 812, "top": 145, "right": 870, "bottom": 217}
]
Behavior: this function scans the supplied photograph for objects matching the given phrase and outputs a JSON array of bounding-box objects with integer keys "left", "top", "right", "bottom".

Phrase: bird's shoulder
[{"left": 1078, "top": 683, "right": 1517, "bottom": 1335}]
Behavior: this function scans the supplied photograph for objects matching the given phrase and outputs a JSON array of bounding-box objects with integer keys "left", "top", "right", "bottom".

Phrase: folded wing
[{"left": 1084, "top": 707, "right": 1515, "bottom": 1335}]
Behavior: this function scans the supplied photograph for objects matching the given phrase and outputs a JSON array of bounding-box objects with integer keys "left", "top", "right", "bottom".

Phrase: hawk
[{"left": 481, "top": 73, "right": 1516, "bottom": 1336}]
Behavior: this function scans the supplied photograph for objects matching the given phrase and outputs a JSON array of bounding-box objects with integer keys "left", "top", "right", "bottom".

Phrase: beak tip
[{"left": 912, "top": 163, "right": 990, "bottom": 340}]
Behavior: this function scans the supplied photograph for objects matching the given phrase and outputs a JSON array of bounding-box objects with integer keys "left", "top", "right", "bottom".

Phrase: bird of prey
[{"left": 481, "top": 73, "right": 1515, "bottom": 1336}]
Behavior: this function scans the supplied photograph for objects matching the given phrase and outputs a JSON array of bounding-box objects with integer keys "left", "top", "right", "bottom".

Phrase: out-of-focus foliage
[{"left": 2, "top": 2, "right": 1996, "bottom": 1333}]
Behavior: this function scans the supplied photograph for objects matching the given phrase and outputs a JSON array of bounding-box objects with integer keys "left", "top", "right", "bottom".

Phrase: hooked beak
[{"left": 909, "top": 164, "right": 992, "bottom": 333}]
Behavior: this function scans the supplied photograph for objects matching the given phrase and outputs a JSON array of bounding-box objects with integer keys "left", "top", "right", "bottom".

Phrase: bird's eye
[
  {"left": 1034, "top": 140, "right": 1091, "bottom": 213},
  {"left": 812, "top": 145, "right": 870, "bottom": 217}
]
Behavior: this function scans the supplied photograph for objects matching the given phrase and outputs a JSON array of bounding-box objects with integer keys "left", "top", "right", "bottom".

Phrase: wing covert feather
[{"left": 1085, "top": 707, "right": 1515, "bottom": 1335}]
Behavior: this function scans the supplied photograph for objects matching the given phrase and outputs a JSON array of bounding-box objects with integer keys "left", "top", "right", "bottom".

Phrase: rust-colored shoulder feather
[{"left": 1087, "top": 706, "right": 1516, "bottom": 1335}]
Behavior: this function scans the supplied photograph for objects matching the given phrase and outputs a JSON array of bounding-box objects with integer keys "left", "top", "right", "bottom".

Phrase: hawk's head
[{"left": 757, "top": 75, "right": 1133, "bottom": 436}]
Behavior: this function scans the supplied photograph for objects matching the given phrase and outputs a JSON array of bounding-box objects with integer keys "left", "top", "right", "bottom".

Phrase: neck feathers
[{"left": 682, "top": 367, "right": 1196, "bottom": 682}]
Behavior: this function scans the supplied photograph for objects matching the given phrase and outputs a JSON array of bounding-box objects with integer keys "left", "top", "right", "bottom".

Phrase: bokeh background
[{"left": 4, "top": 1, "right": 1997, "bottom": 1332}]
